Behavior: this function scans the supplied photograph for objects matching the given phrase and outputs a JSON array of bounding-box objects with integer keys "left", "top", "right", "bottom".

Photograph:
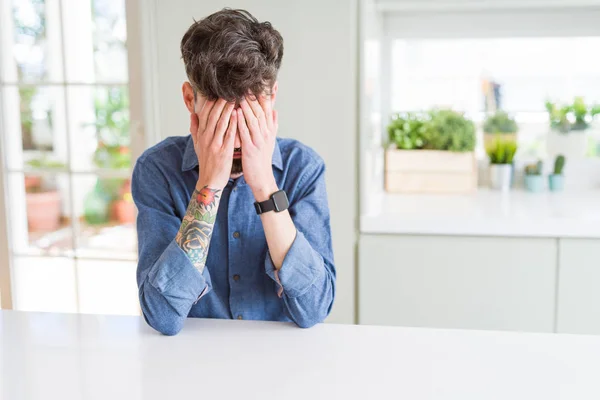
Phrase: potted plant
[
  {"left": 524, "top": 160, "right": 544, "bottom": 192},
  {"left": 486, "top": 138, "right": 518, "bottom": 191},
  {"left": 112, "top": 179, "right": 135, "bottom": 224},
  {"left": 483, "top": 111, "right": 518, "bottom": 149},
  {"left": 24, "top": 158, "right": 65, "bottom": 232},
  {"left": 386, "top": 109, "right": 477, "bottom": 194},
  {"left": 546, "top": 97, "right": 600, "bottom": 159},
  {"left": 84, "top": 87, "right": 133, "bottom": 225},
  {"left": 548, "top": 154, "right": 566, "bottom": 192}
]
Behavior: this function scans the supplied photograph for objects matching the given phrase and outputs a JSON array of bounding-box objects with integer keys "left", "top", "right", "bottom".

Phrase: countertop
[
  {"left": 2, "top": 311, "right": 600, "bottom": 399},
  {"left": 361, "top": 189, "right": 600, "bottom": 238}
]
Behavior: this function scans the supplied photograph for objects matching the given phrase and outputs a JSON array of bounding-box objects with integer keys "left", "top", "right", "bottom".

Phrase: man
[{"left": 132, "top": 9, "right": 335, "bottom": 335}]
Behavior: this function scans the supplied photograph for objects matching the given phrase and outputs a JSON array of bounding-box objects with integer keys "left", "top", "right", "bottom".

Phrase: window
[
  {"left": 391, "top": 37, "right": 600, "bottom": 159},
  {"left": 0, "top": 0, "right": 139, "bottom": 314}
]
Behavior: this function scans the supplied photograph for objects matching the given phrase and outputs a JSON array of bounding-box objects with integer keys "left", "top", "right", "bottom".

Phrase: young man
[{"left": 132, "top": 9, "right": 335, "bottom": 335}]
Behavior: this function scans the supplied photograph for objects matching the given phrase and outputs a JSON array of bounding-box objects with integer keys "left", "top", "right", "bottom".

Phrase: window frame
[{"left": 0, "top": 0, "right": 151, "bottom": 311}]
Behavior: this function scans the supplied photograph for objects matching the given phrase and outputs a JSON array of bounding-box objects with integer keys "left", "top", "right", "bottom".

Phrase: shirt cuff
[
  {"left": 147, "top": 239, "right": 212, "bottom": 306},
  {"left": 265, "top": 230, "right": 324, "bottom": 298}
]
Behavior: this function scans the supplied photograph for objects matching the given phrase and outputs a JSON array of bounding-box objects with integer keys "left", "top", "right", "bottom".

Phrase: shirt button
[
  {"left": 237, "top": 315, "right": 243, "bottom": 320},
  {"left": 233, "top": 231, "right": 240, "bottom": 239},
  {"left": 233, "top": 274, "right": 240, "bottom": 282}
]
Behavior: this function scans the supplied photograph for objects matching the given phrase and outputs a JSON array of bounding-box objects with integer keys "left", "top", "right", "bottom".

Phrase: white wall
[{"left": 139, "top": 0, "right": 358, "bottom": 323}]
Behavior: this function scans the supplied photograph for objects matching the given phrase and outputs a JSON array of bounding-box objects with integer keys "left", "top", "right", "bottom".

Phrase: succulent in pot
[
  {"left": 486, "top": 137, "right": 517, "bottom": 191},
  {"left": 548, "top": 155, "right": 566, "bottom": 192},
  {"left": 524, "top": 160, "right": 544, "bottom": 193}
]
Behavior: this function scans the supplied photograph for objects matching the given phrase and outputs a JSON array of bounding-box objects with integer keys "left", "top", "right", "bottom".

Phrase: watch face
[{"left": 272, "top": 190, "right": 289, "bottom": 212}]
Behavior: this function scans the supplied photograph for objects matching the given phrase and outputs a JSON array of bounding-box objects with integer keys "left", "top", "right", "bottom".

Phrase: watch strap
[{"left": 254, "top": 190, "right": 289, "bottom": 215}]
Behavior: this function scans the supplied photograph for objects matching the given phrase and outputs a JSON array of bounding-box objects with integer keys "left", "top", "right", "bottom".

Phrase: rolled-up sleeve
[
  {"left": 264, "top": 158, "right": 336, "bottom": 328},
  {"left": 132, "top": 159, "right": 211, "bottom": 335}
]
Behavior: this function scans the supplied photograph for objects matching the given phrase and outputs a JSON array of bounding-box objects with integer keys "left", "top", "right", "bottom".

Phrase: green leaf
[
  {"left": 194, "top": 210, "right": 201, "bottom": 220},
  {"left": 206, "top": 213, "right": 217, "bottom": 224}
]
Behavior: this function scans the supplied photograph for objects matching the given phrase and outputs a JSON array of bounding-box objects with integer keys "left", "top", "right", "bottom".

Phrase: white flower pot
[{"left": 489, "top": 164, "right": 513, "bottom": 191}]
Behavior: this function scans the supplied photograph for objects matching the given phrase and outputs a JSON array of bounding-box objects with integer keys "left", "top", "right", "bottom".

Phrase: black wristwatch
[{"left": 254, "top": 190, "right": 289, "bottom": 215}]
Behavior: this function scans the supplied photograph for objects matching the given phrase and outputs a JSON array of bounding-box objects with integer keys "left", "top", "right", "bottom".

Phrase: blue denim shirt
[{"left": 132, "top": 135, "right": 335, "bottom": 335}]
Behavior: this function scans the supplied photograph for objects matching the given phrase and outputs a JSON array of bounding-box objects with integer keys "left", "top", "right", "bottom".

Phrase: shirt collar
[{"left": 181, "top": 135, "right": 284, "bottom": 172}]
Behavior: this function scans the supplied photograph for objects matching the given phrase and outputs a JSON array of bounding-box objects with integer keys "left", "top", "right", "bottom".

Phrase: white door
[{"left": 0, "top": 0, "right": 141, "bottom": 315}]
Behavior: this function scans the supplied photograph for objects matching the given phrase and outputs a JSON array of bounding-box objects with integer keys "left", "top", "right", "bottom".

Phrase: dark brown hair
[{"left": 180, "top": 9, "right": 284, "bottom": 102}]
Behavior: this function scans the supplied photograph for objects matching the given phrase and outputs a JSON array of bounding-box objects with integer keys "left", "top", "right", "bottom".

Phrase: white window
[
  {"left": 391, "top": 37, "right": 600, "bottom": 158},
  {"left": 0, "top": 0, "right": 140, "bottom": 314}
]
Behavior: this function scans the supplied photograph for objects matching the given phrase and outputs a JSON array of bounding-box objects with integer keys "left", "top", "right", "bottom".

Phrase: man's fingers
[
  {"left": 239, "top": 98, "right": 262, "bottom": 138},
  {"left": 245, "top": 95, "right": 269, "bottom": 135},
  {"left": 213, "top": 102, "right": 236, "bottom": 146},
  {"left": 257, "top": 94, "right": 274, "bottom": 131},
  {"left": 190, "top": 112, "right": 199, "bottom": 142},
  {"left": 205, "top": 99, "right": 228, "bottom": 136},
  {"left": 197, "top": 99, "right": 215, "bottom": 133},
  {"left": 237, "top": 108, "right": 254, "bottom": 146},
  {"left": 224, "top": 111, "right": 237, "bottom": 149}
]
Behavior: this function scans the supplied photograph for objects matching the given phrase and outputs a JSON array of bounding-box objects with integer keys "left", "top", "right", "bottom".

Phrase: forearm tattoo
[{"left": 175, "top": 186, "right": 221, "bottom": 273}]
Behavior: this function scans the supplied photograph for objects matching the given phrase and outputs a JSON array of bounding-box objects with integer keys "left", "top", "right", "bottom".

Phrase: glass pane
[
  {"left": 62, "top": 0, "right": 128, "bottom": 83},
  {"left": 8, "top": 172, "right": 73, "bottom": 256},
  {"left": 72, "top": 175, "right": 137, "bottom": 260},
  {"left": 77, "top": 260, "right": 138, "bottom": 315},
  {"left": 1, "top": 0, "right": 64, "bottom": 83},
  {"left": 92, "top": 0, "right": 128, "bottom": 83},
  {"left": 391, "top": 37, "right": 600, "bottom": 114},
  {"left": 1, "top": 86, "right": 68, "bottom": 170},
  {"left": 12, "top": 256, "right": 77, "bottom": 313},
  {"left": 67, "top": 86, "right": 131, "bottom": 172}
]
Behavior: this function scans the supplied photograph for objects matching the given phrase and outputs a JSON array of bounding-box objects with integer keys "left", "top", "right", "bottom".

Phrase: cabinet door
[
  {"left": 557, "top": 239, "right": 600, "bottom": 335},
  {"left": 359, "top": 235, "right": 557, "bottom": 332}
]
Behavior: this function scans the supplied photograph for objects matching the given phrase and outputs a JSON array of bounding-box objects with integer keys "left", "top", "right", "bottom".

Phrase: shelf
[{"left": 361, "top": 189, "right": 600, "bottom": 238}]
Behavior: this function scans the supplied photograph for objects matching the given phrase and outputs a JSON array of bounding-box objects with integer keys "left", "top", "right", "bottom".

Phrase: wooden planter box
[{"left": 385, "top": 149, "right": 477, "bottom": 194}]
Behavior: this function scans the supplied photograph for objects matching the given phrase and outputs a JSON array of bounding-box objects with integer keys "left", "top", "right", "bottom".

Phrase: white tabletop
[
  {"left": 361, "top": 189, "right": 600, "bottom": 238},
  {"left": 2, "top": 311, "right": 600, "bottom": 400}
]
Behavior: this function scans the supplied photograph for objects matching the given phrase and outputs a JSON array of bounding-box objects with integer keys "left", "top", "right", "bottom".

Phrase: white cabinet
[
  {"left": 557, "top": 239, "right": 600, "bottom": 335},
  {"left": 359, "top": 235, "right": 557, "bottom": 332}
]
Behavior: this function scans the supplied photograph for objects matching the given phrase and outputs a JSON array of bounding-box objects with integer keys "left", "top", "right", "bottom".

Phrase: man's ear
[
  {"left": 270, "top": 81, "right": 279, "bottom": 107},
  {"left": 182, "top": 82, "right": 195, "bottom": 113}
]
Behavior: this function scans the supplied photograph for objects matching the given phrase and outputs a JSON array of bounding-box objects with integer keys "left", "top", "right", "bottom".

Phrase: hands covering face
[{"left": 190, "top": 94, "right": 278, "bottom": 193}]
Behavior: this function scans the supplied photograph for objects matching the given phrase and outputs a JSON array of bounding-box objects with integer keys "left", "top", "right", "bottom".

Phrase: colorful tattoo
[{"left": 175, "top": 186, "right": 221, "bottom": 272}]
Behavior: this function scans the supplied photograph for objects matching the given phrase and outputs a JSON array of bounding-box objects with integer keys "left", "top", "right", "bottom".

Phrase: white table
[{"left": 2, "top": 311, "right": 600, "bottom": 399}]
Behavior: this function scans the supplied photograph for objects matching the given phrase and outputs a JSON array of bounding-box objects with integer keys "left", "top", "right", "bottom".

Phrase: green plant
[
  {"left": 92, "top": 87, "right": 131, "bottom": 169},
  {"left": 483, "top": 111, "right": 518, "bottom": 134},
  {"left": 26, "top": 157, "right": 66, "bottom": 170},
  {"left": 524, "top": 160, "right": 544, "bottom": 176},
  {"left": 553, "top": 154, "right": 566, "bottom": 175},
  {"left": 88, "top": 87, "right": 131, "bottom": 205},
  {"left": 387, "top": 112, "right": 428, "bottom": 150},
  {"left": 423, "top": 109, "right": 476, "bottom": 152},
  {"left": 387, "top": 109, "right": 475, "bottom": 152},
  {"left": 486, "top": 138, "right": 518, "bottom": 164},
  {"left": 546, "top": 97, "right": 600, "bottom": 133}
]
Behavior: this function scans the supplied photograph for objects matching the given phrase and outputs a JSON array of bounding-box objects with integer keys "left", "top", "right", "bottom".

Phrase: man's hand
[
  {"left": 190, "top": 98, "right": 237, "bottom": 190},
  {"left": 237, "top": 95, "right": 279, "bottom": 201}
]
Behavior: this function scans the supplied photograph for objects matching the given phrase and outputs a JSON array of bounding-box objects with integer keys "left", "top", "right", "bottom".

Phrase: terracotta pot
[
  {"left": 24, "top": 176, "right": 42, "bottom": 190},
  {"left": 26, "top": 191, "right": 61, "bottom": 232},
  {"left": 113, "top": 200, "right": 136, "bottom": 224}
]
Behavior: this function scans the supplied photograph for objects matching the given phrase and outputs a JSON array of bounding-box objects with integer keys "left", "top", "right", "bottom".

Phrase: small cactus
[
  {"left": 554, "top": 155, "right": 566, "bottom": 175},
  {"left": 524, "top": 160, "right": 544, "bottom": 176}
]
